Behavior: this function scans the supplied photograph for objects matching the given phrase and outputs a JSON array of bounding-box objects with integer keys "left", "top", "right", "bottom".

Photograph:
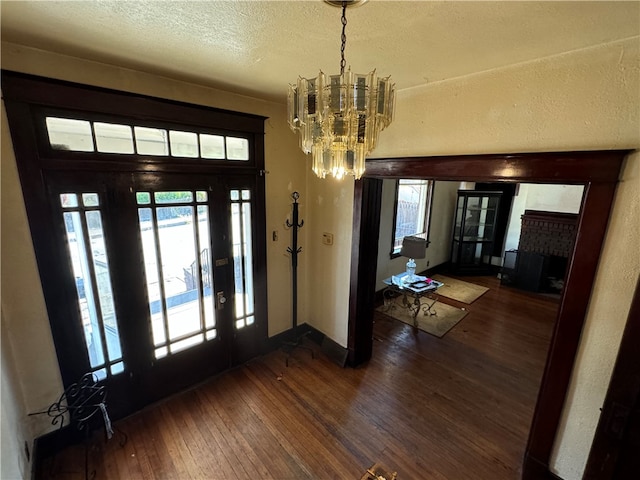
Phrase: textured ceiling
[{"left": 1, "top": 1, "right": 639, "bottom": 102}]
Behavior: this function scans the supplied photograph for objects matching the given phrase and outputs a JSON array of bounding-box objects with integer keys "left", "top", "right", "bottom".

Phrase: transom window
[
  {"left": 391, "top": 179, "right": 434, "bottom": 255},
  {"left": 45, "top": 116, "right": 250, "bottom": 160}
]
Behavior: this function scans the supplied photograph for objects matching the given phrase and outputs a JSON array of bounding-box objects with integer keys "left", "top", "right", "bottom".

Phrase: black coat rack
[{"left": 283, "top": 191, "right": 314, "bottom": 366}]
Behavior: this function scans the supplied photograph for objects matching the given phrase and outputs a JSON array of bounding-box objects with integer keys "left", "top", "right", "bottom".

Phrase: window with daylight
[
  {"left": 60, "top": 192, "right": 124, "bottom": 380},
  {"left": 45, "top": 116, "right": 250, "bottom": 161},
  {"left": 391, "top": 179, "right": 434, "bottom": 255}
]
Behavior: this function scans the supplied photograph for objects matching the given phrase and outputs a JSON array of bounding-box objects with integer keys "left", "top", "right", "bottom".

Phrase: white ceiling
[{"left": 2, "top": 1, "right": 639, "bottom": 102}]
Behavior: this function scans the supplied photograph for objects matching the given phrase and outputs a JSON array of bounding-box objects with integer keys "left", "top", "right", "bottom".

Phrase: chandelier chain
[{"left": 340, "top": 2, "right": 347, "bottom": 75}]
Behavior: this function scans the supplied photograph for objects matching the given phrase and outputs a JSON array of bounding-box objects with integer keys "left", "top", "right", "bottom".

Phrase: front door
[
  {"left": 2, "top": 71, "right": 268, "bottom": 420},
  {"left": 45, "top": 171, "right": 264, "bottom": 416}
]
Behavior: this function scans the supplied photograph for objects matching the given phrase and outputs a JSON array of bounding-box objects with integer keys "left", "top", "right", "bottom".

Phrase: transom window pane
[
  {"left": 46, "top": 117, "right": 94, "bottom": 152},
  {"left": 200, "top": 134, "right": 225, "bottom": 159},
  {"left": 94, "top": 122, "right": 134, "bottom": 154},
  {"left": 226, "top": 137, "right": 249, "bottom": 161},
  {"left": 169, "top": 130, "right": 199, "bottom": 158},
  {"left": 134, "top": 126, "right": 169, "bottom": 156}
]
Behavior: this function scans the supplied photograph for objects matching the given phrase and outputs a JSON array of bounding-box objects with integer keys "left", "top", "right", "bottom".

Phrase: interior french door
[{"left": 45, "top": 171, "right": 262, "bottom": 415}]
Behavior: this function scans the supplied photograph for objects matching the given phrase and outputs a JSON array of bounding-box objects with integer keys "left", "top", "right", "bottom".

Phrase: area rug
[
  {"left": 376, "top": 296, "right": 467, "bottom": 338},
  {"left": 430, "top": 275, "right": 489, "bottom": 304}
]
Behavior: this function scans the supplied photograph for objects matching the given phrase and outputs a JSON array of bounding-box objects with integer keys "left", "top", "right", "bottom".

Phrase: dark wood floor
[{"left": 41, "top": 276, "right": 558, "bottom": 479}]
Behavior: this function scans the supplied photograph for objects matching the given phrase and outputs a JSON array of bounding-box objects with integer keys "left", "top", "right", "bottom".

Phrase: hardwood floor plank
[
  {"left": 241, "top": 359, "right": 364, "bottom": 478},
  {"left": 38, "top": 276, "right": 557, "bottom": 479}
]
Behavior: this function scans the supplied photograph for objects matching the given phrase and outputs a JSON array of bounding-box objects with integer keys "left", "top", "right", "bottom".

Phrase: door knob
[{"left": 216, "top": 291, "right": 226, "bottom": 309}]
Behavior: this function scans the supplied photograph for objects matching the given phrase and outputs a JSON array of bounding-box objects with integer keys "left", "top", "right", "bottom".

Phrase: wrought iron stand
[
  {"left": 282, "top": 191, "right": 314, "bottom": 366},
  {"left": 30, "top": 373, "right": 127, "bottom": 479}
]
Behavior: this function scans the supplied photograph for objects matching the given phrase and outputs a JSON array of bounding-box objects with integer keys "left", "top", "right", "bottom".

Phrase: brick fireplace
[{"left": 503, "top": 210, "right": 579, "bottom": 292}]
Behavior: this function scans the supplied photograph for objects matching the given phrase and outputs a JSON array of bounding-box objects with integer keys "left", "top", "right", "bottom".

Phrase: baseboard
[
  {"left": 320, "top": 335, "right": 349, "bottom": 367},
  {"left": 522, "top": 453, "right": 563, "bottom": 480},
  {"left": 32, "top": 423, "right": 85, "bottom": 479},
  {"left": 266, "top": 323, "right": 348, "bottom": 367}
]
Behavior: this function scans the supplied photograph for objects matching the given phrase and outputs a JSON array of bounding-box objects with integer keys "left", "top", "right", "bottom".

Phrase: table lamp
[{"left": 400, "top": 236, "right": 427, "bottom": 283}]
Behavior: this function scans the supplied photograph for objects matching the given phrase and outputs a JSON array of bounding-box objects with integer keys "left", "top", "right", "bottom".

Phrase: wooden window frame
[{"left": 390, "top": 178, "right": 434, "bottom": 258}]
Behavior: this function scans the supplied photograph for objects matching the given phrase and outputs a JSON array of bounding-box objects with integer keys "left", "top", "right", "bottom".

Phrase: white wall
[
  {"left": 375, "top": 180, "right": 459, "bottom": 291},
  {"left": 1, "top": 309, "right": 31, "bottom": 480},
  {"left": 303, "top": 175, "right": 354, "bottom": 347},
  {"left": 503, "top": 184, "right": 585, "bottom": 253}
]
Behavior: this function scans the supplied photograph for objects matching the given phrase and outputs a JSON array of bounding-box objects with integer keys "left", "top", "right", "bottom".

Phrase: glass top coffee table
[{"left": 382, "top": 274, "right": 444, "bottom": 327}]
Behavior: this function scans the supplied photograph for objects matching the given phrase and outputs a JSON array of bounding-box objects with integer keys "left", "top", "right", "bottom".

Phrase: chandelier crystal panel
[{"left": 287, "top": 1, "right": 395, "bottom": 180}]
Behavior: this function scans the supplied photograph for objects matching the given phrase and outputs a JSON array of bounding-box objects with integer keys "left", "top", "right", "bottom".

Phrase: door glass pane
[
  {"left": 136, "top": 192, "right": 151, "bottom": 204},
  {"left": 82, "top": 193, "right": 99, "bottom": 207},
  {"left": 157, "top": 205, "right": 201, "bottom": 340},
  {"left": 230, "top": 189, "right": 255, "bottom": 330},
  {"left": 138, "top": 207, "right": 166, "bottom": 347},
  {"left": 61, "top": 193, "right": 79, "bottom": 208},
  {"left": 197, "top": 205, "right": 216, "bottom": 330},
  {"left": 138, "top": 191, "right": 217, "bottom": 359},
  {"left": 154, "top": 191, "right": 193, "bottom": 204},
  {"left": 61, "top": 193, "right": 124, "bottom": 380}
]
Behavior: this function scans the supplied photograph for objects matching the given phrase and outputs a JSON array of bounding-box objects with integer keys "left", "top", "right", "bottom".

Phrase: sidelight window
[
  {"left": 61, "top": 193, "right": 124, "bottom": 379},
  {"left": 230, "top": 189, "right": 255, "bottom": 329}
]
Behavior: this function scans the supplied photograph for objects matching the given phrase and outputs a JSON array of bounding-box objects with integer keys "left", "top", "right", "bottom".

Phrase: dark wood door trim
[
  {"left": 348, "top": 178, "right": 383, "bottom": 366},
  {"left": 348, "top": 150, "right": 629, "bottom": 477}
]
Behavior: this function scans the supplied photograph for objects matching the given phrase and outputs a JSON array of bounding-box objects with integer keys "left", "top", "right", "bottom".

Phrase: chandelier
[{"left": 287, "top": 0, "right": 395, "bottom": 180}]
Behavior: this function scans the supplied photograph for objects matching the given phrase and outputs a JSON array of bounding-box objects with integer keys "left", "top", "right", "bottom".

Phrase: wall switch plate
[{"left": 322, "top": 232, "right": 334, "bottom": 245}]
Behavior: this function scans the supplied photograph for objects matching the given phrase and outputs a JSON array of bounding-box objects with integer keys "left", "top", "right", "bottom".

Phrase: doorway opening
[{"left": 347, "top": 151, "right": 628, "bottom": 475}]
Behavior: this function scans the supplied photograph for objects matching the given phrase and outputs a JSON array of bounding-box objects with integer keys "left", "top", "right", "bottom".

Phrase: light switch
[{"left": 322, "top": 232, "right": 334, "bottom": 245}]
